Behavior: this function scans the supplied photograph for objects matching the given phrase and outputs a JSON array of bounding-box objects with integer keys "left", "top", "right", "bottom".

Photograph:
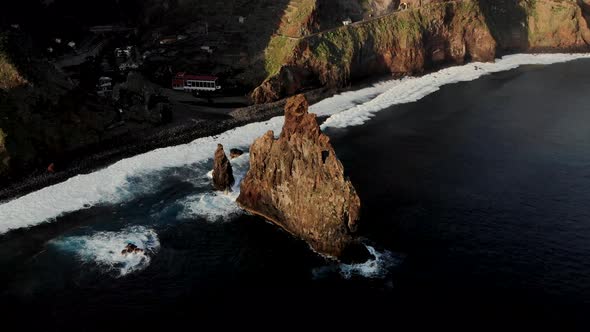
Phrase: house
[
  {"left": 89, "top": 25, "right": 134, "bottom": 34},
  {"left": 172, "top": 72, "right": 221, "bottom": 92},
  {"left": 342, "top": 18, "right": 353, "bottom": 26},
  {"left": 200, "top": 45, "right": 214, "bottom": 54},
  {"left": 119, "top": 62, "right": 139, "bottom": 71},
  {"left": 97, "top": 77, "right": 113, "bottom": 97},
  {"left": 159, "top": 36, "right": 177, "bottom": 45},
  {"left": 115, "top": 46, "right": 133, "bottom": 58}
]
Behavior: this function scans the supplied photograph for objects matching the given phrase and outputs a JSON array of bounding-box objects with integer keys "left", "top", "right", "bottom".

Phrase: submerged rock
[
  {"left": 121, "top": 243, "right": 144, "bottom": 255},
  {"left": 212, "top": 144, "right": 235, "bottom": 191},
  {"left": 237, "top": 94, "right": 361, "bottom": 258},
  {"left": 230, "top": 148, "right": 244, "bottom": 159}
]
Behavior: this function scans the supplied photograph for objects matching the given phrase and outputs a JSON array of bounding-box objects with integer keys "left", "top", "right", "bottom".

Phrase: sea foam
[
  {"left": 178, "top": 153, "right": 250, "bottom": 222},
  {"left": 312, "top": 245, "right": 402, "bottom": 279},
  {"left": 1, "top": 53, "right": 589, "bottom": 234},
  {"left": 50, "top": 225, "right": 160, "bottom": 277}
]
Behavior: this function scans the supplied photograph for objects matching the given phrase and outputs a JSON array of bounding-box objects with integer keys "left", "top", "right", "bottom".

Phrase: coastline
[
  {"left": 1, "top": 53, "right": 590, "bottom": 234},
  {"left": 1, "top": 51, "right": 589, "bottom": 207},
  {"left": 0, "top": 88, "right": 334, "bottom": 202}
]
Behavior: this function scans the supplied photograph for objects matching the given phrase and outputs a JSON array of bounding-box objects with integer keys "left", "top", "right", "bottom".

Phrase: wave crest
[{"left": 50, "top": 225, "right": 161, "bottom": 277}]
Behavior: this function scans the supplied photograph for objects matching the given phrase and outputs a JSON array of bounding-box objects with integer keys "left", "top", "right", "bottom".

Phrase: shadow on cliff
[{"left": 477, "top": 0, "right": 529, "bottom": 54}]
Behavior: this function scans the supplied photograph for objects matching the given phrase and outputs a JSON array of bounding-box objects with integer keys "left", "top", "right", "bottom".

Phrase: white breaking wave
[
  {"left": 338, "top": 245, "right": 401, "bottom": 279},
  {"left": 1, "top": 53, "right": 589, "bottom": 233},
  {"left": 179, "top": 153, "right": 250, "bottom": 222},
  {"left": 320, "top": 53, "right": 590, "bottom": 128},
  {"left": 50, "top": 225, "right": 160, "bottom": 277},
  {"left": 312, "top": 245, "right": 402, "bottom": 279}
]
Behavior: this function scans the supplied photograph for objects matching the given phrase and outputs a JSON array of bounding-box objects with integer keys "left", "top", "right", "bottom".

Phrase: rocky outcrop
[
  {"left": 237, "top": 95, "right": 361, "bottom": 258},
  {"left": 121, "top": 243, "right": 144, "bottom": 255},
  {"left": 212, "top": 144, "right": 235, "bottom": 191},
  {"left": 230, "top": 148, "right": 244, "bottom": 159}
]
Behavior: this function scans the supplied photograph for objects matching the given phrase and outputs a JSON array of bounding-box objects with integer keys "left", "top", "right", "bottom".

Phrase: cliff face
[
  {"left": 480, "top": 0, "right": 590, "bottom": 52},
  {"left": 237, "top": 95, "right": 361, "bottom": 258},
  {"left": 252, "top": 0, "right": 590, "bottom": 103},
  {"left": 253, "top": 1, "right": 497, "bottom": 103}
]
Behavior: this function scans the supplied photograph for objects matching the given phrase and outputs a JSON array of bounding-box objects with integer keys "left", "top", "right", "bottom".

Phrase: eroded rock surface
[
  {"left": 212, "top": 144, "right": 235, "bottom": 191},
  {"left": 237, "top": 94, "right": 361, "bottom": 258}
]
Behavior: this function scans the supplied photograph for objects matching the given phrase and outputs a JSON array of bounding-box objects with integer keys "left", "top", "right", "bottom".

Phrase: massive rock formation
[
  {"left": 237, "top": 95, "right": 361, "bottom": 258},
  {"left": 212, "top": 144, "right": 235, "bottom": 191},
  {"left": 253, "top": 0, "right": 590, "bottom": 103}
]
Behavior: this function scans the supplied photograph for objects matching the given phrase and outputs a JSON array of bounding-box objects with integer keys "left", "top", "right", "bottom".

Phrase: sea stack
[
  {"left": 212, "top": 144, "right": 235, "bottom": 191},
  {"left": 237, "top": 94, "right": 361, "bottom": 258}
]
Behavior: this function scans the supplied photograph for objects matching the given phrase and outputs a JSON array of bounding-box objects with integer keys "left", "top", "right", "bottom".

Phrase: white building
[{"left": 97, "top": 77, "right": 113, "bottom": 97}]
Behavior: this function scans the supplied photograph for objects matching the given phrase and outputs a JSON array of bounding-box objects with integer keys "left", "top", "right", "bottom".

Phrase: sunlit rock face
[
  {"left": 237, "top": 94, "right": 361, "bottom": 258},
  {"left": 212, "top": 144, "right": 235, "bottom": 192}
]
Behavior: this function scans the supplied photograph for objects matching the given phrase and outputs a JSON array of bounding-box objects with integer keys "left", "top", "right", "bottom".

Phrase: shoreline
[
  {"left": 0, "top": 88, "right": 333, "bottom": 202},
  {"left": 1, "top": 50, "right": 589, "bottom": 203}
]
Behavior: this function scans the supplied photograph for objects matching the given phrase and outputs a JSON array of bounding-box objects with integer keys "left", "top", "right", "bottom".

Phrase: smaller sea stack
[
  {"left": 230, "top": 148, "right": 244, "bottom": 159},
  {"left": 212, "top": 144, "right": 235, "bottom": 191},
  {"left": 237, "top": 94, "right": 361, "bottom": 258}
]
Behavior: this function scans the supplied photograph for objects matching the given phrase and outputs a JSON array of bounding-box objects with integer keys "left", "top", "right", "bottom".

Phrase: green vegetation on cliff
[
  {"left": 279, "top": 0, "right": 317, "bottom": 37},
  {"left": 264, "top": 36, "right": 299, "bottom": 78},
  {"left": 255, "top": 0, "right": 590, "bottom": 103},
  {"left": 0, "top": 34, "right": 26, "bottom": 90},
  {"left": 310, "top": 7, "right": 423, "bottom": 66},
  {"left": 305, "top": 1, "right": 489, "bottom": 83}
]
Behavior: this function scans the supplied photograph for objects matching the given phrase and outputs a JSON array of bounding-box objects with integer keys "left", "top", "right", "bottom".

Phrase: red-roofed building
[{"left": 172, "top": 72, "right": 221, "bottom": 92}]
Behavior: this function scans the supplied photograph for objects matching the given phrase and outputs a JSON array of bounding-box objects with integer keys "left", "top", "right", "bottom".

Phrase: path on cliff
[{"left": 275, "top": 1, "right": 459, "bottom": 41}]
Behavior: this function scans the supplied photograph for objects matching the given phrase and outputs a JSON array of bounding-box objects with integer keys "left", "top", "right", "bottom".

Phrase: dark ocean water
[{"left": 2, "top": 60, "right": 590, "bottom": 330}]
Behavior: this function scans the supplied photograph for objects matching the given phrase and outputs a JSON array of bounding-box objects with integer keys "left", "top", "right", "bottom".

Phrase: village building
[
  {"left": 96, "top": 77, "right": 113, "bottom": 97},
  {"left": 172, "top": 72, "right": 221, "bottom": 92},
  {"left": 159, "top": 36, "right": 178, "bottom": 45},
  {"left": 115, "top": 46, "right": 133, "bottom": 58}
]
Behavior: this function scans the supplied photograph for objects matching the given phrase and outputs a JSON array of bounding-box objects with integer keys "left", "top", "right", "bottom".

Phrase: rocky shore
[
  {"left": 3, "top": 0, "right": 590, "bottom": 203},
  {"left": 0, "top": 88, "right": 332, "bottom": 202}
]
